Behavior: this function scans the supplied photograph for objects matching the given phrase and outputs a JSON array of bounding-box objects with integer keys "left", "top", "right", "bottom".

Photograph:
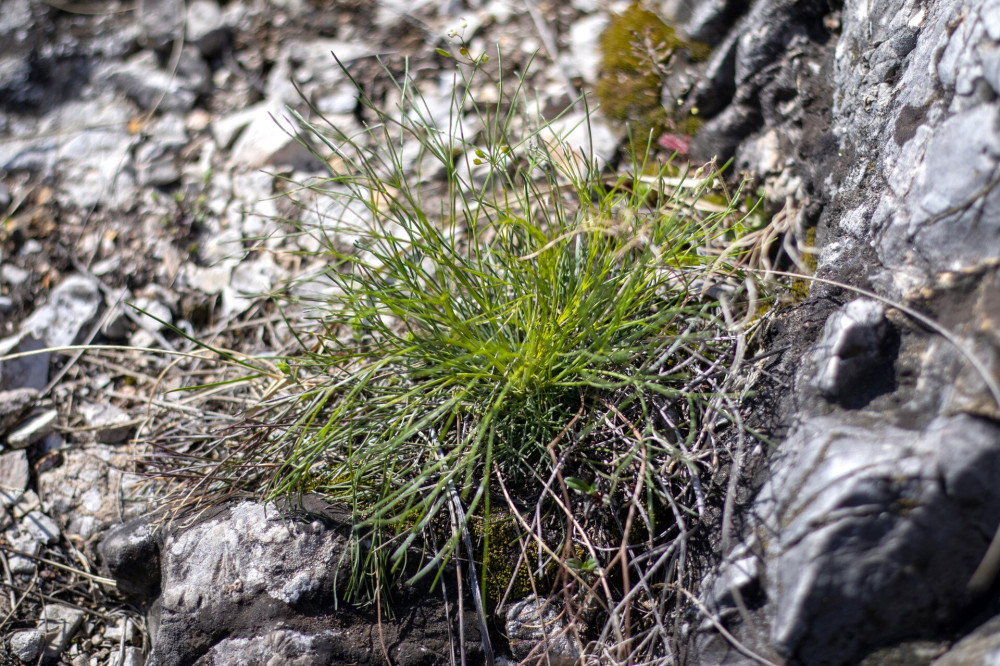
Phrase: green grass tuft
[{"left": 164, "top": 46, "right": 767, "bottom": 661}]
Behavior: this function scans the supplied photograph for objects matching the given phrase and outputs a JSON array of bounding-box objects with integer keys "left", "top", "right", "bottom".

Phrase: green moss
[
  {"left": 469, "top": 510, "right": 554, "bottom": 608},
  {"left": 595, "top": 3, "right": 710, "bottom": 145}
]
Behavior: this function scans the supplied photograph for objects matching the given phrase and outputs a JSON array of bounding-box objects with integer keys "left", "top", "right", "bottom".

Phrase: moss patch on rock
[{"left": 595, "top": 3, "right": 710, "bottom": 146}]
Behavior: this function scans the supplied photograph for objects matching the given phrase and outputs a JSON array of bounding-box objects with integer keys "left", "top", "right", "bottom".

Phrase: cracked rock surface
[
  {"left": 684, "top": 0, "right": 1000, "bottom": 664},
  {"left": 101, "top": 501, "right": 483, "bottom": 666}
]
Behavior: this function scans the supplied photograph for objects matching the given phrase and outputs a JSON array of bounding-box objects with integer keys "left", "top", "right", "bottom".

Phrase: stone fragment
[
  {"left": 0, "top": 450, "right": 29, "bottom": 508},
  {"left": 707, "top": 542, "right": 762, "bottom": 611},
  {"left": 230, "top": 256, "right": 280, "bottom": 297},
  {"left": 315, "top": 86, "right": 357, "bottom": 115},
  {"left": 505, "top": 595, "right": 583, "bottom": 666},
  {"left": 5, "top": 526, "right": 39, "bottom": 574},
  {"left": 50, "top": 96, "right": 137, "bottom": 209},
  {"left": 212, "top": 104, "right": 264, "bottom": 149},
  {"left": 0, "top": 55, "right": 32, "bottom": 109},
  {"left": 129, "top": 297, "right": 173, "bottom": 333},
  {"left": 79, "top": 402, "right": 133, "bottom": 444},
  {"left": 0, "top": 263, "right": 29, "bottom": 286},
  {"left": 182, "top": 264, "right": 232, "bottom": 295},
  {"left": 568, "top": 14, "right": 609, "bottom": 83},
  {"left": 21, "top": 510, "right": 60, "bottom": 545},
  {"left": 185, "top": 0, "right": 228, "bottom": 56},
  {"left": 136, "top": 0, "right": 184, "bottom": 50},
  {"left": 136, "top": 113, "right": 188, "bottom": 187},
  {"left": 103, "top": 616, "right": 140, "bottom": 644},
  {"left": 99, "top": 519, "right": 162, "bottom": 601},
  {"left": 109, "top": 647, "right": 146, "bottom": 666},
  {"left": 135, "top": 142, "right": 180, "bottom": 187},
  {"left": 6, "top": 409, "right": 57, "bottom": 449},
  {"left": 11, "top": 489, "right": 40, "bottom": 519},
  {"left": 38, "top": 604, "right": 85, "bottom": 660},
  {"left": 286, "top": 39, "right": 369, "bottom": 83},
  {"left": 20, "top": 274, "right": 102, "bottom": 348},
  {"left": 0, "top": 387, "right": 39, "bottom": 434},
  {"left": 133, "top": 500, "right": 481, "bottom": 664},
  {"left": 9, "top": 628, "right": 45, "bottom": 663},
  {"left": 809, "top": 299, "right": 888, "bottom": 400},
  {"left": 931, "top": 614, "right": 1000, "bottom": 666},
  {"left": 222, "top": 255, "right": 285, "bottom": 317},
  {"left": 228, "top": 101, "right": 325, "bottom": 171},
  {"left": 105, "top": 51, "right": 197, "bottom": 113}
]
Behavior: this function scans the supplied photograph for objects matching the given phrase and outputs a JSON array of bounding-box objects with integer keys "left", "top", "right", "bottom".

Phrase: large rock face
[{"left": 681, "top": 0, "right": 1000, "bottom": 664}]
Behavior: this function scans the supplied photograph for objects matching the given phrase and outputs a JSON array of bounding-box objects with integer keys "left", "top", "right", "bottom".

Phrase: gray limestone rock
[
  {"left": 0, "top": 388, "right": 39, "bottom": 435},
  {"left": 226, "top": 100, "right": 325, "bottom": 171},
  {"left": 104, "top": 51, "right": 198, "bottom": 113},
  {"left": 809, "top": 299, "right": 890, "bottom": 401},
  {"left": 44, "top": 95, "right": 138, "bottom": 209},
  {"left": 20, "top": 274, "right": 102, "bottom": 349},
  {"left": 110, "top": 646, "right": 146, "bottom": 666},
  {"left": 185, "top": 0, "right": 229, "bottom": 57},
  {"left": 8, "top": 628, "right": 45, "bottom": 663},
  {"left": 194, "top": 629, "right": 344, "bottom": 665},
  {"left": 5, "top": 526, "right": 40, "bottom": 575},
  {"left": 39, "top": 444, "right": 146, "bottom": 539},
  {"left": 99, "top": 518, "right": 162, "bottom": 602},
  {"left": 758, "top": 414, "right": 1000, "bottom": 663},
  {"left": 79, "top": 402, "right": 134, "bottom": 444},
  {"left": 109, "top": 500, "right": 484, "bottom": 666},
  {"left": 930, "top": 614, "right": 1000, "bottom": 666},
  {"left": 148, "top": 501, "right": 347, "bottom": 665},
  {"left": 0, "top": 450, "right": 30, "bottom": 508},
  {"left": 0, "top": 334, "right": 49, "bottom": 392},
  {"left": 505, "top": 595, "right": 583, "bottom": 666},
  {"left": 6, "top": 409, "right": 57, "bottom": 449},
  {"left": 38, "top": 604, "right": 85, "bottom": 660},
  {"left": 21, "top": 510, "right": 61, "bottom": 545},
  {"left": 683, "top": 0, "right": 1000, "bottom": 664},
  {"left": 136, "top": 0, "right": 184, "bottom": 51}
]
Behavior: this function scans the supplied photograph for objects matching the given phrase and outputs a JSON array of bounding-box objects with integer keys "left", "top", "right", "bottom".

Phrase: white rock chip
[
  {"left": 4, "top": 526, "right": 39, "bottom": 574},
  {"left": 79, "top": 402, "right": 133, "bottom": 444},
  {"left": 6, "top": 408, "right": 57, "bottom": 449},
  {"left": 1, "top": 263, "right": 29, "bottom": 286},
  {"left": 0, "top": 387, "right": 38, "bottom": 433},
  {"left": 227, "top": 101, "right": 324, "bottom": 171},
  {"left": 130, "top": 296, "right": 173, "bottom": 332},
  {"left": 569, "top": 13, "right": 610, "bottom": 83},
  {"left": 21, "top": 510, "right": 61, "bottom": 545},
  {"left": 109, "top": 646, "right": 146, "bottom": 666},
  {"left": 39, "top": 603, "right": 85, "bottom": 659},
  {"left": 20, "top": 274, "right": 102, "bottom": 348},
  {"left": 186, "top": 0, "right": 228, "bottom": 56},
  {"left": 9, "top": 629, "right": 45, "bottom": 663},
  {"left": 0, "top": 449, "right": 29, "bottom": 507}
]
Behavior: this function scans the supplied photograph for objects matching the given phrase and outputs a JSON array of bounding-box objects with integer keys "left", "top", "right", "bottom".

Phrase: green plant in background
[
  {"left": 596, "top": 3, "right": 711, "bottom": 146},
  {"left": 169, "top": 46, "right": 764, "bottom": 663}
]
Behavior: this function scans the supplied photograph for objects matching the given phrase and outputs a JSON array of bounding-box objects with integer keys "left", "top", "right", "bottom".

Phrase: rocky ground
[{"left": 3, "top": 0, "right": 1000, "bottom": 665}]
